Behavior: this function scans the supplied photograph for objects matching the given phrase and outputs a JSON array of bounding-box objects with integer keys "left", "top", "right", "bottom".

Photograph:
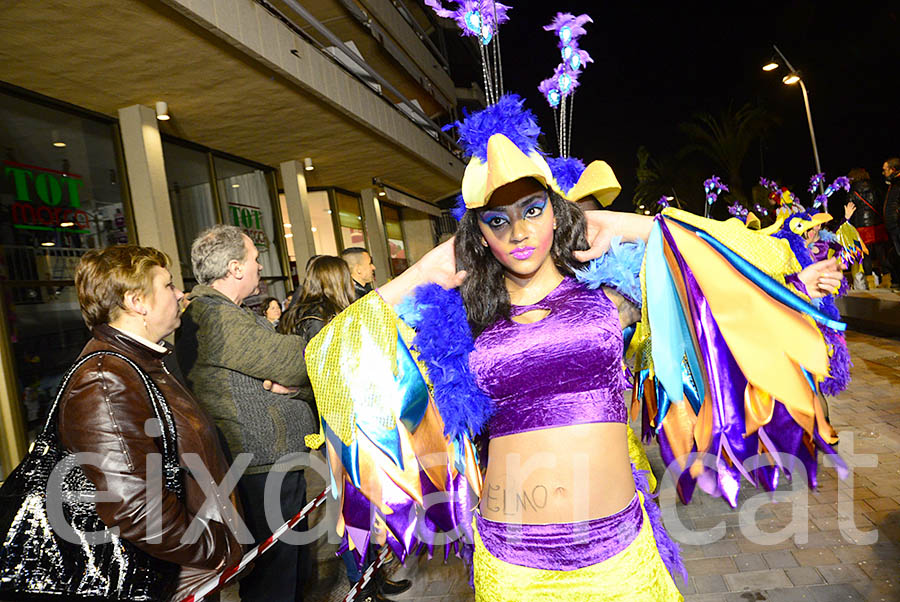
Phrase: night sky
[{"left": 493, "top": 1, "right": 899, "bottom": 213}]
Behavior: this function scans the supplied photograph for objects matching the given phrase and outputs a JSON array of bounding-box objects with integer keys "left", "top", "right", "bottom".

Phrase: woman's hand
[
  {"left": 378, "top": 237, "right": 466, "bottom": 306},
  {"left": 798, "top": 257, "right": 845, "bottom": 298},
  {"left": 573, "top": 211, "right": 654, "bottom": 263},
  {"left": 844, "top": 201, "right": 856, "bottom": 221}
]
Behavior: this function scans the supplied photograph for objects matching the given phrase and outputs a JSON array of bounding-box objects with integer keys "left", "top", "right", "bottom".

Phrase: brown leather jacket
[{"left": 58, "top": 324, "right": 243, "bottom": 599}]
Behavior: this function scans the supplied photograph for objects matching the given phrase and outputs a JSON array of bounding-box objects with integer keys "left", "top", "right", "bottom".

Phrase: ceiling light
[
  {"left": 378, "top": 190, "right": 386, "bottom": 197},
  {"left": 53, "top": 141, "right": 66, "bottom": 148},
  {"left": 232, "top": 183, "right": 240, "bottom": 188},
  {"left": 643, "top": 211, "right": 650, "bottom": 215},
  {"left": 41, "top": 241, "right": 55, "bottom": 247},
  {"left": 304, "top": 157, "right": 314, "bottom": 171},
  {"left": 51, "top": 129, "right": 65, "bottom": 147},
  {"left": 638, "top": 204, "right": 645, "bottom": 209},
  {"left": 782, "top": 74, "right": 800, "bottom": 85},
  {"left": 155, "top": 101, "right": 170, "bottom": 121},
  {"left": 762, "top": 61, "right": 779, "bottom": 72},
  {"left": 59, "top": 221, "right": 75, "bottom": 228}
]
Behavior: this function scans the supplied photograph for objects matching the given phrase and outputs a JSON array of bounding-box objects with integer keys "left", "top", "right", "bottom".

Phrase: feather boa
[
  {"left": 574, "top": 237, "right": 645, "bottom": 307},
  {"left": 547, "top": 156, "right": 586, "bottom": 194},
  {"left": 445, "top": 94, "right": 542, "bottom": 161},
  {"left": 397, "top": 284, "right": 492, "bottom": 439}
]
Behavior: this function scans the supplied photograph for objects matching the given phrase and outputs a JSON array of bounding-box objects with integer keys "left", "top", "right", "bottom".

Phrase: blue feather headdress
[{"left": 445, "top": 93, "right": 543, "bottom": 161}]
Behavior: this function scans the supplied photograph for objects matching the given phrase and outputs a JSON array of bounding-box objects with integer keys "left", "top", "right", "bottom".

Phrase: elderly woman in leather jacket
[{"left": 62, "top": 245, "right": 243, "bottom": 600}]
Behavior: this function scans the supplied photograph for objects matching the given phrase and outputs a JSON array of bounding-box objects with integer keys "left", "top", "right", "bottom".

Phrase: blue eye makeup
[
  {"left": 480, "top": 212, "right": 509, "bottom": 228},
  {"left": 523, "top": 197, "right": 547, "bottom": 217}
]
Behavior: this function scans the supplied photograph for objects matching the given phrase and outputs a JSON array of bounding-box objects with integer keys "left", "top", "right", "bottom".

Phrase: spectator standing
[
  {"left": 883, "top": 158, "right": 900, "bottom": 288},
  {"left": 846, "top": 168, "right": 889, "bottom": 288},
  {"left": 176, "top": 225, "right": 316, "bottom": 602},
  {"left": 340, "top": 247, "right": 376, "bottom": 299},
  {"left": 259, "top": 296, "right": 282, "bottom": 328},
  {"left": 63, "top": 245, "right": 243, "bottom": 600}
]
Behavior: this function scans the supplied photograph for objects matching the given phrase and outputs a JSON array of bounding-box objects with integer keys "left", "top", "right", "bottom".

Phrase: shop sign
[
  {"left": 228, "top": 202, "right": 268, "bottom": 249},
  {"left": 3, "top": 161, "right": 90, "bottom": 233}
]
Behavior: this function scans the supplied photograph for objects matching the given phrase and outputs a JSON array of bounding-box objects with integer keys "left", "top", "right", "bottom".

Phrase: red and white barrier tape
[
  {"left": 180, "top": 486, "right": 330, "bottom": 602},
  {"left": 340, "top": 546, "right": 392, "bottom": 602}
]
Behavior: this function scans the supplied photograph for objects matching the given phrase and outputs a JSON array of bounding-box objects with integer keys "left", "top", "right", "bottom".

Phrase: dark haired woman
[
  {"left": 259, "top": 296, "right": 282, "bottom": 327},
  {"left": 279, "top": 255, "right": 354, "bottom": 342},
  {"left": 301, "top": 120, "right": 844, "bottom": 598}
]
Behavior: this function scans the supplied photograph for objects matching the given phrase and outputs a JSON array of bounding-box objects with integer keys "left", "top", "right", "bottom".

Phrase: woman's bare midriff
[{"left": 479, "top": 422, "right": 635, "bottom": 524}]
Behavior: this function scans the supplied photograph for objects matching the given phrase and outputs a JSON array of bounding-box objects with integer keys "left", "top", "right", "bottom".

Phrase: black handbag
[{"left": 0, "top": 351, "right": 183, "bottom": 601}]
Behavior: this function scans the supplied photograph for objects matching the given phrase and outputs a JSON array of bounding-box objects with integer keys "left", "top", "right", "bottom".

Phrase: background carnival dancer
[
  {"left": 176, "top": 225, "right": 317, "bottom": 602},
  {"left": 65, "top": 245, "right": 242, "bottom": 600},
  {"left": 301, "top": 93, "right": 847, "bottom": 600}
]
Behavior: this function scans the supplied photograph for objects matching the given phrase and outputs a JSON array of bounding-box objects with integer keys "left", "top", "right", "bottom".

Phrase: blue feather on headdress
[
  {"left": 450, "top": 194, "right": 467, "bottom": 222},
  {"left": 547, "top": 156, "right": 586, "bottom": 194},
  {"left": 444, "top": 94, "right": 543, "bottom": 161}
]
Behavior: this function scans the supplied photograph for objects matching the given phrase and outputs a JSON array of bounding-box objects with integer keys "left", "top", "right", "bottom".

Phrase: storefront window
[
  {"left": 308, "top": 190, "right": 338, "bottom": 256},
  {"left": 163, "top": 140, "right": 216, "bottom": 284},
  {"left": 381, "top": 204, "right": 408, "bottom": 276},
  {"left": 0, "top": 89, "right": 129, "bottom": 457},
  {"left": 335, "top": 191, "right": 366, "bottom": 249},
  {"left": 214, "top": 156, "right": 285, "bottom": 303}
]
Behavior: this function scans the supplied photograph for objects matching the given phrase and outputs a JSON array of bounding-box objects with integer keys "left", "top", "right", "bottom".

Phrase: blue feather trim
[
  {"left": 396, "top": 285, "right": 492, "bottom": 439},
  {"left": 574, "top": 237, "right": 646, "bottom": 308},
  {"left": 818, "top": 229, "right": 837, "bottom": 244},
  {"left": 445, "top": 94, "right": 542, "bottom": 162},
  {"left": 450, "top": 193, "right": 467, "bottom": 222},
  {"left": 547, "top": 156, "right": 586, "bottom": 194}
]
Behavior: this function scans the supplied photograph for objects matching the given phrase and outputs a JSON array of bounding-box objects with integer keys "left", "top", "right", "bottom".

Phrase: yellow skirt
[{"left": 473, "top": 492, "right": 683, "bottom": 601}]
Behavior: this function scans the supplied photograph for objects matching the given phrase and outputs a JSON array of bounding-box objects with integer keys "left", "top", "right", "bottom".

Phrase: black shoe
[
  {"left": 353, "top": 579, "right": 398, "bottom": 602},
  {"left": 379, "top": 577, "right": 412, "bottom": 596}
]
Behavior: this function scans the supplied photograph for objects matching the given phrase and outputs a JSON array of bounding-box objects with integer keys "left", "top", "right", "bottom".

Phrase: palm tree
[
  {"left": 634, "top": 146, "right": 684, "bottom": 213},
  {"left": 678, "top": 103, "right": 777, "bottom": 201}
]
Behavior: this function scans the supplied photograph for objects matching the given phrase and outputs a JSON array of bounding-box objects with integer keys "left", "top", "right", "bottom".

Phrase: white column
[
  {"left": 279, "top": 160, "right": 316, "bottom": 276},
  {"left": 117, "top": 104, "right": 183, "bottom": 288},
  {"left": 360, "top": 188, "right": 391, "bottom": 286}
]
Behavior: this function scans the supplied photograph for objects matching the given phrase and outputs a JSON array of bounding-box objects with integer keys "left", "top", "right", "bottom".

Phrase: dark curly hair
[{"left": 456, "top": 186, "right": 589, "bottom": 336}]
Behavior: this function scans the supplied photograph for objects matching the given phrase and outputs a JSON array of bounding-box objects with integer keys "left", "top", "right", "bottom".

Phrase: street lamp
[{"left": 762, "top": 44, "right": 825, "bottom": 198}]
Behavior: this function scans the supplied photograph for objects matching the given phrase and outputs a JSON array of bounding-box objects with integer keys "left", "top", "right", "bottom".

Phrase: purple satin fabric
[
  {"left": 658, "top": 220, "right": 754, "bottom": 508},
  {"left": 475, "top": 494, "right": 642, "bottom": 570},
  {"left": 470, "top": 277, "right": 626, "bottom": 438}
]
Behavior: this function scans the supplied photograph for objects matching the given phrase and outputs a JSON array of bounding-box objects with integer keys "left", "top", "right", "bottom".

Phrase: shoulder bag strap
[{"left": 42, "top": 350, "right": 183, "bottom": 499}]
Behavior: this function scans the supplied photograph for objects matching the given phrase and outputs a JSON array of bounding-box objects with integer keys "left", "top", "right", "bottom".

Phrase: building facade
[{"left": 0, "top": 0, "right": 479, "bottom": 477}]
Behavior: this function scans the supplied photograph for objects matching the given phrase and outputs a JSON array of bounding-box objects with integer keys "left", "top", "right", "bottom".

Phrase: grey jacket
[{"left": 176, "top": 285, "right": 315, "bottom": 474}]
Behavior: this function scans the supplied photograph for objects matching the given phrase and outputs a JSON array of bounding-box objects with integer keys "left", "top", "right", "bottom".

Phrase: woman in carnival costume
[{"left": 300, "top": 89, "right": 849, "bottom": 599}]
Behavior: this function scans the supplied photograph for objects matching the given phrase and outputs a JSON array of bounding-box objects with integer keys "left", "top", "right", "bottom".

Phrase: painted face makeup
[{"left": 477, "top": 190, "right": 556, "bottom": 279}]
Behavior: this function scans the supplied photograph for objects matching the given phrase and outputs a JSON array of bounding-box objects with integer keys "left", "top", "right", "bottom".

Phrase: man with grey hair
[{"left": 176, "top": 224, "right": 315, "bottom": 602}]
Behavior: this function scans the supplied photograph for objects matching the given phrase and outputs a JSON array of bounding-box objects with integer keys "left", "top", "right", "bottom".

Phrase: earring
[
  {"left": 553, "top": 221, "right": 558, "bottom": 229},
  {"left": 480, "top": 238, "right": 488, "bottom": 247}
]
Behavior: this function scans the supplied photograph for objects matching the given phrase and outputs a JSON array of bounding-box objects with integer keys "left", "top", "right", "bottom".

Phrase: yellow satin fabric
[{"left": 472, "top": 492, "right": 683, "bottom": 601}]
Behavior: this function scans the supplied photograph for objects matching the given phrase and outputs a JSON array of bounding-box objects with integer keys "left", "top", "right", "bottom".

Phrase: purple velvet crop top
[{"left": 469, "top": 276, "right": 627, "bottom": 439}]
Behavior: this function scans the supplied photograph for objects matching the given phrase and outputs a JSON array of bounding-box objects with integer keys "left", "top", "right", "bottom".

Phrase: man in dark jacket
[
  {"left": 846, "top": 168, "right": 888, "bottom": 288},
  {"left": 883, "top": 158, "right": 900, "bottom": 288},
  {"left": 177, "top": 225, "right": 316, "bottom": 602},
  {"left": 341, "top": 247, "right": 377, "bottom": 299}
]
